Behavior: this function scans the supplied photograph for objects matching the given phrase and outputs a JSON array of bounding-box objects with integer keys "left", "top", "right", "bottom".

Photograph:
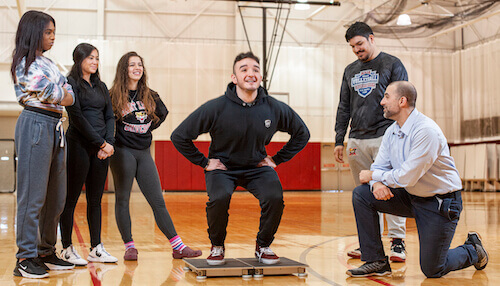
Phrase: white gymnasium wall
[
  {"left": 0, "top": 1, "right": 497, "bottom": 143},
  {"left": 0, "top": 37, "right": 466, "bottom": 143}
]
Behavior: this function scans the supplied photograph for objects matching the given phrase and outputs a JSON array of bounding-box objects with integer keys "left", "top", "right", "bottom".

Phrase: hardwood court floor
[{"left": 0, "top": 190, "right": 498, "bottom": 285}]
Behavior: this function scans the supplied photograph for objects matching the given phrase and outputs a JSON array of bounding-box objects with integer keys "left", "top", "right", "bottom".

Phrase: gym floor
[{"left": 0, "top": 190, "right": 497, "bottom": 285}]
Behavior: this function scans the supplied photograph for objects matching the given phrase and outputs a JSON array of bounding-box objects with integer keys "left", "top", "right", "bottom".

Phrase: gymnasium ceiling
[{"left": 3, "top": 0, "right": 500, "bottom": 50}]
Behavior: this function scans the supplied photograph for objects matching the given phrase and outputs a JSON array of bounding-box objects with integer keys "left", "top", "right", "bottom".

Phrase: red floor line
[
  {"left": 368, "top": 277, "right": 394, "bottom": 285},
  {"left": 73, "top": 220, "right": 101, "bottom": 286}
]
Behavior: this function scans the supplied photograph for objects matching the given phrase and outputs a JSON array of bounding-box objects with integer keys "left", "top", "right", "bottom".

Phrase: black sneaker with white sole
[
  {"left": 39, "top": 253, "right": 75, "bottom": 270},
  {"left": 346, "top": 256, "right": 392, "bottom": 277},
  {"left": 465, "top": 231, "right": 488, "bottom": 270},
  {"left": 13, "top": 258, "right": 49, "bottom": 278},
  {"left": 33, "top": 256, "right": 50, "bottom": 271}
]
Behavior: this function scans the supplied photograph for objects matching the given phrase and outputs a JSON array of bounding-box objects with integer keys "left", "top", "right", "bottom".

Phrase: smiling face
[
  {"left": 380, "top": 84, "right": 403, "bottom": 120},
  {"left": 81, "top": 49, "right": 99, "bottom": 77},
  {"left": 348, "top": 35, "right": 376, "bottom": 62},
  {"left": 127, "top": 56, "right": 144, "bottom": 83},
  {"left": 41, "top": 21, "right": 55, "bottom": 52},
  {"left": 231, "top": 57, "right": 262, "bottom": 93}
]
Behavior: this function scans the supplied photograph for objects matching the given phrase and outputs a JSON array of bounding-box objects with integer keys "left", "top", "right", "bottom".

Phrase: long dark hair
[
  {"left": 109, "top": 51, "right": 158, "bottom": 122},
  {"left": 68, "top": 43, "right": 106, "bottom": 96},
  {"left": 11, "top": 10, "right": 55, "bottom": 82}
]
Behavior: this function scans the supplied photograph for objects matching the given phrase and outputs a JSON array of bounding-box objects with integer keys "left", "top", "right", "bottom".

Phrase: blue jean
[
  {"left": 352, "top": 184, "right": 478, "bottom": 278},
  {"left": 15, "top": 109, "right": 67, "bottom": 258}
]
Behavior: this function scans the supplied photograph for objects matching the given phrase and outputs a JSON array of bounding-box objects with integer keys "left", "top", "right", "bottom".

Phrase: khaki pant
[{"left": 347, "top": 137, "right": 406, "bottom": 239}]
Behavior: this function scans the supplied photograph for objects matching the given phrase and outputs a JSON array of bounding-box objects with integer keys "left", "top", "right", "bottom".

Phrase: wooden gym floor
[{"left": 0, "top": 190, "right": 497, "bottom": 285}]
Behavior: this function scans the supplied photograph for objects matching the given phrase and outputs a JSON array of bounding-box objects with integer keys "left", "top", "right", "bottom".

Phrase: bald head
[{"left": 389, "top": 81, "right": 417, "bottom": 108}]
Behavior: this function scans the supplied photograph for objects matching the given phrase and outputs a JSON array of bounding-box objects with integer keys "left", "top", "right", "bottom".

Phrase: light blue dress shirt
[{"left": 370, "top": 109, "right": 462, "bottom": 197}]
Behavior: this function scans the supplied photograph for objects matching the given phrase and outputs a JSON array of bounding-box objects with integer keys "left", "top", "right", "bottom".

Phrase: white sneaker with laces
[
  {"left": 61, "top": 245, "right": 88, "bottom": 266},
  {"left": 87, "top": 244, "right": 118, "bottom": 263},
  {"left": 389, "top": 239, "right": 406, "bottom": 262}
]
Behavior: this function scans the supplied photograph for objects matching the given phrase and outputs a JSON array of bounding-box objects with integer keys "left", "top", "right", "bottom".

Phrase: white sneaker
[
  {"left": 87, "top": 244, "right": 118, "bottom": 263},
  {"left": 61, "top": 245, "right": 88, "bottom": 266},
  {"left": 389, "top": 238, "right": 406, "bottom": 262}
]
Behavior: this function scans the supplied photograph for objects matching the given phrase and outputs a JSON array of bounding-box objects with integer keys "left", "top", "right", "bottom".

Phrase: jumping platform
[{"left": 183, "top": 257, "right": 308, "bottom": 280}]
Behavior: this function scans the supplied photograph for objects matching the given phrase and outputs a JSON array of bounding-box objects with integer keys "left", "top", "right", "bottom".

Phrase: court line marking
[
  {"left": 300, "top": 236, "right": 396, "bottom": 286},
  {"left": 74, "top": 220, "right": 101, "bottom": 286}
]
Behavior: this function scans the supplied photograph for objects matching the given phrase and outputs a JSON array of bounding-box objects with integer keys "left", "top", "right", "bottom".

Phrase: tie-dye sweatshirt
[{"left": 14, "top": 56, "right": 74, "bottom": 113}]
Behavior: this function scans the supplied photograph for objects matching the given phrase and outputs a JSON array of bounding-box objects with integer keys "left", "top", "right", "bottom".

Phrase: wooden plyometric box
[
  {"left": 485, "top": 144, "right": 498, "bottom": 180},
  {"left": 321, "top": 143, "right": 355, "bottom": 191},
  {"left": 0, "top": 139, "right": 15, "bottom": 193}
]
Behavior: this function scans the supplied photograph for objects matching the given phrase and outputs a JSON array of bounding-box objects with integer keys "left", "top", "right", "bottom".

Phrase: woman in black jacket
[{"left": 59, "top": 43, "right": 118, "bottom": 265}]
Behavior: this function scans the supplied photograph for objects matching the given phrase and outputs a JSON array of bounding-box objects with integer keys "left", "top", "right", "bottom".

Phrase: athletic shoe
[
  {"left": 33, "top": 257, "right": 49, "bottom": 271},
  {"left": 465, "top": 231, "right": 488, "bottom": 270},
  {"left": 347, "top": 247, "right": 361, "bottom": 259},
  {"left": 124, "top": 247, "right": 138, "bottom": 261},
  {"left": 255, "top": 243, "right": 280, "bottom": 265},
  {"left": 39, "top": 253, "right": 75, "bottom": 270},
  {"left": 61, "top": 245, "right": 88, "bottom": 266},
  {"left": 346, "top": 256, "right": 392, "bottom": 277},
  {"left": 389, "top": 238, "right": 406, "bottom": 262},
  {"left": 206, "top": 246, "right": 225, "bottom": 266},
  {"left": 13, "top": 258, "right": 49, "bottom": 278},
  {"left": 172, "top": 246, "right": 202, "bottom": 259},
  {"left": 88, "top": 243, "right": 118, "bottom": 263}
]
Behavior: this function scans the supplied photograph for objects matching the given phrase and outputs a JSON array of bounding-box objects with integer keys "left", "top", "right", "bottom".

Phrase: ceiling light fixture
[
  {"left": 295, "top": 0, "right": 310, "bottom": 11},
  {"left": 397, "top": 14, "right": 412, "bottom": 26}
]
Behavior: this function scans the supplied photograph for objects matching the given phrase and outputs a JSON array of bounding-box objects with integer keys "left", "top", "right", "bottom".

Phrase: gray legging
[{"left": 110, "top": 145, "right": 177, "bottom": 243}]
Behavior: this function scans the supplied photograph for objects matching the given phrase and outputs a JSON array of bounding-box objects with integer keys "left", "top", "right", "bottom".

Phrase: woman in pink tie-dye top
[{"left": 11, "top": 10, "right": 75, "bottom": 279}]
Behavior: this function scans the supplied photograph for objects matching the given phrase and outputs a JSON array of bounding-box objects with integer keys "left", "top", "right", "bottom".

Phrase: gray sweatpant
[
  {"left": 15, "top": 109, "right": 67, "bottom": 258},
  {"left": 347, "top": 137, "right": 406, "bottom": 239},
  {"left": 110, "top": 145, "right": 177, "bottom": 243}
]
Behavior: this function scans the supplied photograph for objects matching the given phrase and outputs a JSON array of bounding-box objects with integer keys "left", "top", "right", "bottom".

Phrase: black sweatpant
[
  {"left": 204, "top": 166, "right": 284, "bottom": 247},
  {"left": 60, "top": 138, "right": 109, "bottom": 248},
  {"left": 110, "top": 145, "right": 177, "bottom": 243}
]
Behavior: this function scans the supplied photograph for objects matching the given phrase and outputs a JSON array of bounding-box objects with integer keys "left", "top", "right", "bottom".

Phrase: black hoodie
[
  {"left": 115, "top": 89, "right": 168, "bottom": 150},
  {"left": 171, "top": 83, "right": 310, "bottom": 170}
]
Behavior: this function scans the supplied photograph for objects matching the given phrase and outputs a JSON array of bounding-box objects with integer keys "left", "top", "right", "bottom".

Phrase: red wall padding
[{"left": 155, "top": 141, "right": 321, "bottom": 191}]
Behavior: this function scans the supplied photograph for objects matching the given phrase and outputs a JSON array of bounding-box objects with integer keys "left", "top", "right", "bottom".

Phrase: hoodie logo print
[
  {"left": 265, "top": 119, "right": 271, "bottom": 128},
  {"left": 135, "top": 111, "right": 148, "bottom": 123}
]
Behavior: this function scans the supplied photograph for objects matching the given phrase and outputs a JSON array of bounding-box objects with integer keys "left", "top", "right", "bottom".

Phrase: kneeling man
[{"left": 347, "top": 81, "right": 488, "bottom": 278}]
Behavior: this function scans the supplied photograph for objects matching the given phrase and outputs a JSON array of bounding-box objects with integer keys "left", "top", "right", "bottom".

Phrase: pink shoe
[
  {"left": 172, "top": 246, "right": 202, "bottom": 259},
  {"left": 124, "top": 248, "right": 138, "bottom": 261}
]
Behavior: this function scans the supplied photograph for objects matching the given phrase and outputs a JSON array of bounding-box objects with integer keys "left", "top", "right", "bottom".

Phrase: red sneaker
[
  {"left": 255, "top": 243, "right": 280, "bottom": 265},
  {"left": 124, "top": 248, "right": 138, "bottom": 261},
  {"left": 206, "top": 246, "right": 225, "bottom": 266},
  {"left": 347, "top": 247, "right": 362, "bottom": 259},
  {"left": 172, "top": 246, "right": 202, "bottom": 259}
]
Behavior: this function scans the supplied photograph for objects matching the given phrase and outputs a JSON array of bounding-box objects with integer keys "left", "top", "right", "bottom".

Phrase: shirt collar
[{"left": 398, "top": 108, "right": 419, "bottom": 136}]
